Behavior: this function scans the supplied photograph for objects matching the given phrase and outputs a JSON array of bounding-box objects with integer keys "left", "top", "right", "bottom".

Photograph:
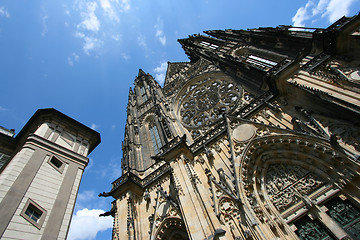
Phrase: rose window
[{"left": 178, "top": 78, "right": 242, "bottom": 128}]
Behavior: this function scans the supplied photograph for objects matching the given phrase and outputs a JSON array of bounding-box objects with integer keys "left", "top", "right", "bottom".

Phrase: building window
[
  {"left": 140, "top": 86, "right": 148, "bottom": 102},
  {"left": 199, "top": 41, "right": 218, "bottom": 50},
  {"left": 162, "top": 119, "right": 171, "bottom": 138},
  {"left": 20, "top": 199, "right": 47, "bottom": 229},
  {"left": 294, "top": 215, "right": 336, "bottom": 240},
  {"left": 325, "top": 196, "right": 360, "bottom": 239},
  {"left": 149, "top": 123, "right": 162, "bottom": 154},
  {"left": 0, "top": 152, "right": 10, "bottom": 169},
  {"left": 48, "top": 155, "right": 65, "bottom": 173},
  {"left": 246, "top": 55, "right": 277, "bottom": 69},
  {"left": 25, "top": 204, "right": 42, "bottom": 222}
]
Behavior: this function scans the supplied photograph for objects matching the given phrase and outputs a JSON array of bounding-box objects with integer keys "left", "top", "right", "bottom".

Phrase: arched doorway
[{"left": 155, "top": 217, "right": 189, "bottom": 240}]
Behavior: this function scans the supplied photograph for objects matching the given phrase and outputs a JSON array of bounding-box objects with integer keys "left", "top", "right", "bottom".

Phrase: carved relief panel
[{"left": 265, "top": 164, "right": 325, "bottom": 212}]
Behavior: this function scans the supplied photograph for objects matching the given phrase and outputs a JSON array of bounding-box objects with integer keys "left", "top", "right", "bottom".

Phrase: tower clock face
[{"left": 177, "top": 73, "right": 242, "bottom": 129}]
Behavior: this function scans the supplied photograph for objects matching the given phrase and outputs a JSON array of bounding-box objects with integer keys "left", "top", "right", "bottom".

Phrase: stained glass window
[{"left": 149, "top": 123, "right": 161, "bottom": 154}]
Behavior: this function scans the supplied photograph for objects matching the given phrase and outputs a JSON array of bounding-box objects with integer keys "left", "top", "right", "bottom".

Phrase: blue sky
[{"left": 0, "top": 0, "right": 359, "bottom": 239}]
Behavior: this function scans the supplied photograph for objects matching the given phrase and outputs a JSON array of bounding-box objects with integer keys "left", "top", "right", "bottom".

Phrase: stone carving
[
  {"left": 217, "top": 168, "right": 235, "bottom": 193},
  {"left": 144, "top": 189, "right": 151, "bottom": 203},
  {"left": 178, "top": 77, "right": 242, "bottom": 129},
  {"left": 214, "top": 143, "right": 222, "bottom": 152},
  {"left": 293, "top": 106, "right": 328, "bottom": 138},
  {"left": 219, "top": 198, "right": 239, "bottom": 222},
  {"left": 204, "top": 146, "right": 214, "bottom": 159},
  {"left": 265, "top": 164, "right": 325, "bottom": 211},
  {"left": 149, "top": 188, "right": 186, "bottom": 240},
  {"left": 163, "top": 59, "right": 219, "bottom": 99},
  {"left": 232, "top": 123, "right": 256, "bottom": 143},
  {"left": 327, "top": 122, "right": 360, "bottom": 151}
]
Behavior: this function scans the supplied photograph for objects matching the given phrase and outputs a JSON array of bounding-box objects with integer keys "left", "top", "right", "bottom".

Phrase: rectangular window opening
[
  {"left": 246, "top": 55, "right": 277, "bottom": 70},
  {"left": 25, "top": 203, "right": 42, "bottom": 223},
  {"left": 21, "top": 198, "right": 47, "bottom": 229},
  {"left": 200, "top": 41, "right": 218, "bottom": 50},
  {"left": 50, "top": 156, "right": 63, "bottom": 168}
]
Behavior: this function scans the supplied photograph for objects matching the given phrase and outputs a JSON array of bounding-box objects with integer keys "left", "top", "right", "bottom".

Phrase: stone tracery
[
  {"left": 265, "top": 164, "right": 325, "bottom": 211},
  {"left": 177, "top": 74, "right": 242, "bottom": 139}
]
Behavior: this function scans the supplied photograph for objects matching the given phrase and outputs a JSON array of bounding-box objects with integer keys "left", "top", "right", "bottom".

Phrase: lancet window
[
  {"left": 140, "top": 85, "right": 148, "bottom": 102},
  {"left": 149, "top": 122, "right": 162, "bottom": 154}
]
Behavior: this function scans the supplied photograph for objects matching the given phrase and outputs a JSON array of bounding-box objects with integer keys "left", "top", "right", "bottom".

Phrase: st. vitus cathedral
[{"left": 100, "top": 14, "right": 360, "bottom": 240}]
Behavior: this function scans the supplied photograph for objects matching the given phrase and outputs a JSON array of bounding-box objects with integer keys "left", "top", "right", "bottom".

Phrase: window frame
[
  {"left": 20, "top": 198, "right": 47, "bottom": 229},
  {"left": 149, "top": 122, "right": 162, "bottom": 155},
  {"left": 140, "top": 85, "right": 148, "bottom": 102},
  {"left": 47, "top": 155, "right": 65, "bottom": 173}
]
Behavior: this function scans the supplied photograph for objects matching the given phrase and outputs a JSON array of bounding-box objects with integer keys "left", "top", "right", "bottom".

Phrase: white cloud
[
  {"left": 99, "top": 0, "right": 119, "bottom": 22},
  {"left": 77, "top": 190, "right": 97, "bottom": 203},
  {"left": 0, "top": 6, "right": 10, "bottom": 18},
  {"left": 75, "top": 32, "right": 103, "bottom": 55},
  {"left": 90, "top": 123, "right": 99, "bottom": 130},
  {"left": 71, "top": 0, "right": 131, "bottom": 55},
  {"left": 154, "top": 17, "right": 166, "bottom": 46},
  {"left": 119, "top": 0, "right": 131, "bottom": 11},
  {"left": 73, "top": 53, "right": 80, "bottom": 61},
  {"left": 99, "top": 0, "right": 131, "bottom": 22},
  {"left": 112, "top": 34, "right": 120, "bottom": 41},
  {"left": 68, "top": 57, "right": 74, "bottom": 66},
  {"left": 83, "top": 37, "right": 103, "bottom": 55},
  {"left": 137, "top": 34, "right": 147, "bottom": 48},
  {"left": 78, "top": 2, "right": 100, "bottom": 32},
  {"left": 67, "top": 209, "right": 113, "bottom": 240},
  {"left": 41, "top": 15, "right": 48, "bottom": 37},
  {"left": 68, "top": 53, "right": 79, "bottom": 66},
  {"left": 292, "top": 0, "right": 358, "bottom": 26},
  {"left": 292, "top": 1, "right": 314, "bottom": 27},
  {"left": 325, "top": 0, "right": 355, "bottom": 22},
  {"left": 153, "top": 62, "right": 168, "bottom": 85},
  {"left": 122, "top": 53, "right": 130, "bottom": 60}
]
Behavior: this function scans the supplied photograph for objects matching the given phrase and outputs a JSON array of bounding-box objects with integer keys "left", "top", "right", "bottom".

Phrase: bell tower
[{"left": 122, "top": 69, "right": 175, "bottom": 172}]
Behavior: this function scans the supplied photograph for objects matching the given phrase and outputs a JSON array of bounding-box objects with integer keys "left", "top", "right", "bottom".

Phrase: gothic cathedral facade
[{"left": 101, "top": 14, "right": 360, "bottom": 239}]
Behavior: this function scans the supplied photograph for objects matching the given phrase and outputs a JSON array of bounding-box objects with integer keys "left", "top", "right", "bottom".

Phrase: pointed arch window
[
  {"left": 149, "top": 123, "right": 162, "bottom": 154},
  {"left": 140, "top": 86, "right": 148, "bottom": 102}
]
